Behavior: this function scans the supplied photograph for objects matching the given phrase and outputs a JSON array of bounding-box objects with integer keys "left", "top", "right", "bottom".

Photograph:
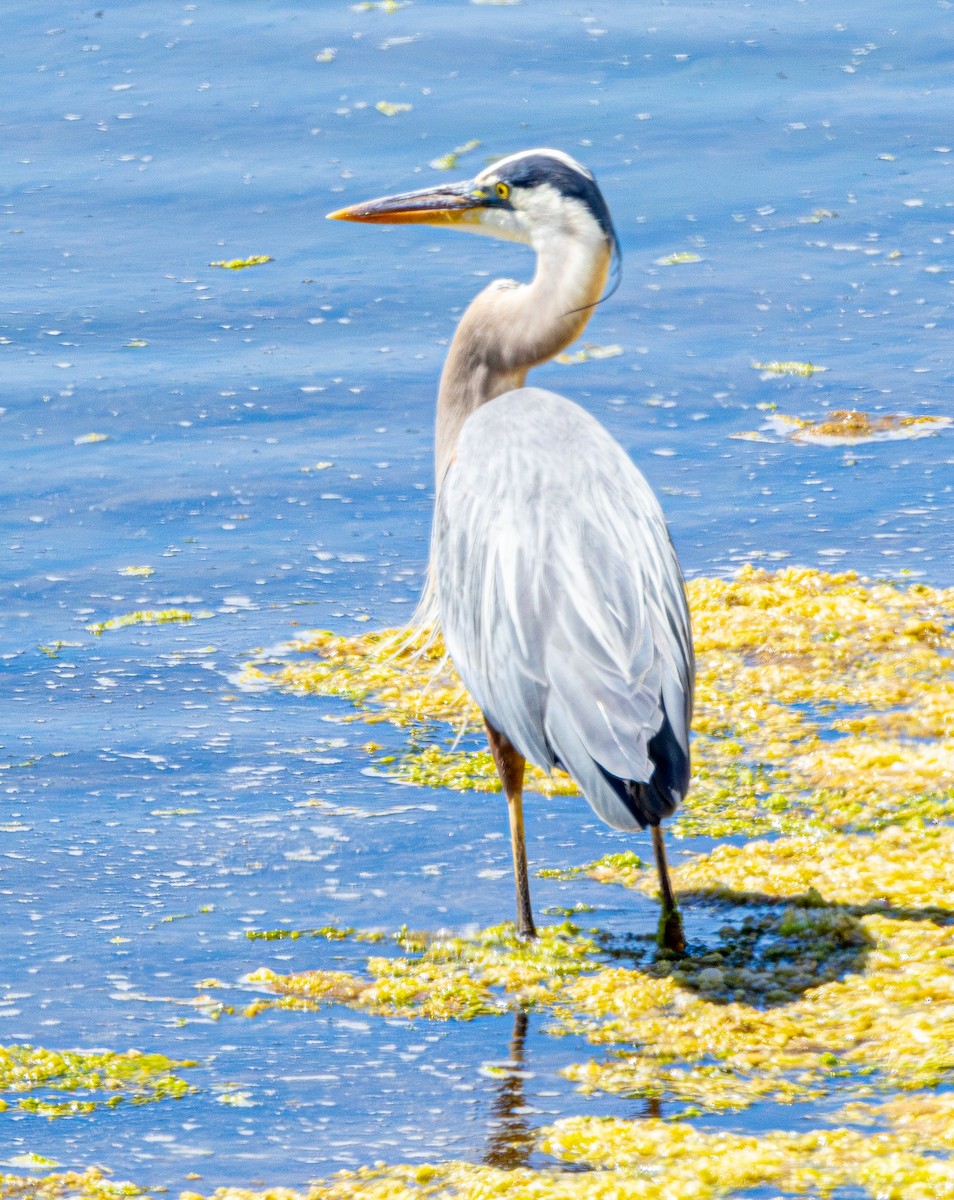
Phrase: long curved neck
[{"left": 434, "top": 230, "right": 611, "bottom": 485}]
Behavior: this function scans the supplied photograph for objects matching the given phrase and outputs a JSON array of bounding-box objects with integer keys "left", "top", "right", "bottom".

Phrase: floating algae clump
[
  {"left": 87, "top": 608, "right": 214, "bottom": 635},
  {"left": 243, "top": 567, "right": 954, "bottom": 837},
  {"left": 0, "top": 1167, "right": 152, "bottom": 1199},
  {"left": 0, "top": 1043, "right": 196, "bottom": 1118},
  {"left": 766, "top": 409, "right": 953, "bottom": 444},
  {"left": 539, "top": 1115, "right": 954, "bottom": 1197},
  {"left": 209, "top": 255, "right": 272, "bottom": 269},
  {"left": 245, "top": 921, "right": 599, "bottom": 1020}
]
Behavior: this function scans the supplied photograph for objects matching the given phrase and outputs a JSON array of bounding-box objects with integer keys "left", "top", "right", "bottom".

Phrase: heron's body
[
  {"left": 330, "top": 149, "right": 694, "bottom": 948},
  {"left": 437, "top": 388, "right": 691, "bottom": 831}
]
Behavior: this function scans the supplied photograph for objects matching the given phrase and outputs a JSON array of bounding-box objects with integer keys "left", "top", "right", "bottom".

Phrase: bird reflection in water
[
  {"left": 480, "top": 1011, "right": 665, "bottom": 1172},
  {"left": 482, "top": 1010, "right": 537, "bottom": 1171}
]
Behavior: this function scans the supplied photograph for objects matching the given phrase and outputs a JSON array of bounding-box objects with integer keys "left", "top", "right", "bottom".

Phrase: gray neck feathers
[{"left": 434, "top": 231, "right": 611, "bottom": 485}]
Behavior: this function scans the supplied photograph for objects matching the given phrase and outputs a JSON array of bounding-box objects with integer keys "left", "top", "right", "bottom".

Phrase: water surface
[{"left": 1, "top": 0, "right": 952, "bottom": 1190}]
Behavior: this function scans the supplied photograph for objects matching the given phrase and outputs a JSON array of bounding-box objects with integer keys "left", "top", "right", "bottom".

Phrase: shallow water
[{"left": 1, "top": 0, "right": 952, "bottom": 1191}]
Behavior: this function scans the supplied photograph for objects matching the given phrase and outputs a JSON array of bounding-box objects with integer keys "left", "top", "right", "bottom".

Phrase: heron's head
[{"left": 328, "top": 148, "right": 620, "bottom": 267}]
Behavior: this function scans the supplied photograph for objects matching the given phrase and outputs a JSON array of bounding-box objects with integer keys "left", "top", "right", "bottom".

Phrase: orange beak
[{"left": 327, "top": 180, "right": 487, "bottom": 226}]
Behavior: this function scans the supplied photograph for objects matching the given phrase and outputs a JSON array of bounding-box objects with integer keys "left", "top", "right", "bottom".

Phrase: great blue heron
[{"left": 329, "top": 149, "right": 694, "bottom": 951}]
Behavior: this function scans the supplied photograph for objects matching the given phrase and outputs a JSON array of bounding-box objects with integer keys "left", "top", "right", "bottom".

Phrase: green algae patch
[
  {"left": 245, "top": 922, "right": 600, "bottom": 1020},
  {"left": 236, "top": 567, "right": 954, "bottom": 1129},
  {"left": 655, "top": 251, "right": 703, "bottom": 265},
  {"left": 751, "top": 359, "right": 822, "bottom": 375},
  {"left": 836, "top": 1091, "right": 954, "bottom": 1146},
  {"left": 375, "top": 100, "right": 413, "bottom": 116},
  {"left": 540, "top": 1115, "right": 954, "bottom": 1197},
  {"left": 87, "top": 608, "right": 214, "bottom": 635},
  {"left": 243, "top": 567, "right": 954, "bottom": 839},
  {"left": 209, "top": 255, "right": 272, "bottom": 269},
  {"left": 245, "top": 924, "right": 359, "bottom": 942},
  {"left": 685, "top": 567, "right": 954, "bottom": 836},
  {"left": 0, "top": 1044, "right": 196, "bottom": 1118},
  {"left": 560, "top": 922, "right": 896, "bottom": 1107},
  {"left": 429, "top": 139, "right": 481, "bottom": 171},
  {"left": 234, "top": 830, "right": 954, "bottom": 1117},
  {"left": 0, "top": 1167, "right": 153, "bottom": 1199},
  {"left": 669, "top": 824, "right": 954, "bottom": 914},
  {"left": 553, "top": 826, "right": 954, "bottom": 1112},
  {"left": 579, "top": 824, "right": 954, "bottom": 916},
  {"left": 244, "top": 626, "right": 459, "bottom": 724}
]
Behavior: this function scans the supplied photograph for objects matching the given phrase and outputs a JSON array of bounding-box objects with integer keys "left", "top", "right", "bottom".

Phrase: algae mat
[{"left": 8, "top": 568, "right": 953, "bottom": 1199}]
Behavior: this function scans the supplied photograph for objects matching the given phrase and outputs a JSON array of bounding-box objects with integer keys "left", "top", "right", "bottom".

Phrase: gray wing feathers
[{"left": 434, "top": 388, "right": 693, "bottom": 831}]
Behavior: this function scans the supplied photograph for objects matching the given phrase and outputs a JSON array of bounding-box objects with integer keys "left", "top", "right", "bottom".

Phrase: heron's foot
[
  {"left": 656, "top": 906, "right": 686, "bottom": 955},
  {"left": 516, "top": 918, "right": 538, "bottom": 942}
]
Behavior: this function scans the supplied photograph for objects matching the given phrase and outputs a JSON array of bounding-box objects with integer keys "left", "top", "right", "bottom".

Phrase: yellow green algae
[
  {"left": 0, "top": 1167, "right": 151, "bottom": 1199},
  {"left": 241, "top": 567, "right": 954, "bottom": 838},
  {"left": 799, "top": 206, "right": 838, "bottom": 223},
  {"left": 654, "top": 251, "right": 704, "bottom": 265},
  {"left": 213, "top": 565, "right": 954, "bottom": 1197},
  {"left": 240, "top": 824, "right": 953, "bottom": 1108},
  {"left": 11, "top": 1100, "right": 954, "bottom": 1198},
  {"left": 208, "top": 255, "right": 273, "bottom": 269},
  {"left": 375, "top": 100, "right": 413, "bottom": 116},
  {"left": 428, "top": 139, "right": 481, "bottom": 171},
  {"left": 14, "top": 568, "right": 952, "bottom": 1198},
  {"left": 87, "top": 608, "right": 215, "bottom": 635},
  {"left": 0, "top": 1043, "right": 196, "bottom": 1118},
  {"left": 244, "top": 922, "right": 600, "bottom": 1020},
  {"left": 751, "top": 359, "right": 822, "bottom": 375}
]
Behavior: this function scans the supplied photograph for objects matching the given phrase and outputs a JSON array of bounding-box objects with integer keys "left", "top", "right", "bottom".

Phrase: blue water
[{"left": 1, "top": 0, "right": 952, "bottom": 1190}]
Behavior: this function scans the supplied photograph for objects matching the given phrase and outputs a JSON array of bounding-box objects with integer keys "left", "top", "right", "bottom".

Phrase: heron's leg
[
  {"left": 485, "top": 721, "right": 537, "bottom": 940},
  {"left": 651, "top": 823, "right": 685, "bottom": 954}
]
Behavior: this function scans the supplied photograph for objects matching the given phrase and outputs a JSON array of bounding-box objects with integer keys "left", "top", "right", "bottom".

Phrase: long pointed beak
[{"left": 327, "top": 180, "right": 486, "bottom": 226}]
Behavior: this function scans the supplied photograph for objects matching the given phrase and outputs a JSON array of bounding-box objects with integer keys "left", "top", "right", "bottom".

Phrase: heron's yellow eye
[{"left": 495, "top": 182, "right": 510, "bottom": 201}]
